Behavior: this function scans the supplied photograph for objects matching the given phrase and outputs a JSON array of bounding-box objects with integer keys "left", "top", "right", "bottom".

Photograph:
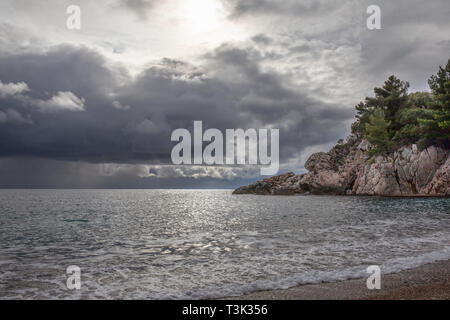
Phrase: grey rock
[{"left": 233, "top": 139, "right": 450, "bottom": 197}]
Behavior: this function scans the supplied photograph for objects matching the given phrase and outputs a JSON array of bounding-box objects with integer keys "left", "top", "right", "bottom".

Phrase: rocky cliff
[{"left": 233, "top": 138, "right": 450, "bottom": 196}]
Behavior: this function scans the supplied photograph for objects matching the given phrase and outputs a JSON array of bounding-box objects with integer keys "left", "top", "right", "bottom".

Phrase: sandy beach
[{"left": 222, "top": 259, "right": 450, "bottom": 300}]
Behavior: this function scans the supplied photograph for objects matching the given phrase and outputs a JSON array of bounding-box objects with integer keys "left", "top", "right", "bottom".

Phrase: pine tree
[
  {"left": 351, "top": 75, "right": 409, "bottom": 138},
  {"left": 364, "top": 108, "right": 394, "bottom": 155},
  {"left": 373, "top": 75, "right": 410, "bottom": 132},
  {"left": 419, "top": 59, "right": 450, "bottom": 146},
  {"left": 430, "top": 60, "right": 450, "bottom": 136}
]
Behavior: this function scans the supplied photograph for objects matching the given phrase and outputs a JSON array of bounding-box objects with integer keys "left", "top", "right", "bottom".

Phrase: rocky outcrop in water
[{"left": 233, "top": 138, "right": 450, "bottom": 196}]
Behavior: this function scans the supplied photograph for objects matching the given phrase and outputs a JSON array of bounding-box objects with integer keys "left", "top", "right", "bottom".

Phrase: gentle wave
[{"left": 0, "top": 190, "right": 449, "bottom": 299}]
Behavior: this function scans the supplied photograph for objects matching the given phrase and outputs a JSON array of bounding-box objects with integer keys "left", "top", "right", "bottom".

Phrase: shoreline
[
  {"left": 221, "top": 259, "right": 450, "bottom": 300},
  {"left": 233, "top": 193, "right": 450, "bottom": 198}
]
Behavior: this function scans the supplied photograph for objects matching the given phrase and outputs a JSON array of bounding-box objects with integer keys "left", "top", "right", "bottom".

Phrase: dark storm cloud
[
  {"left": 0, "top": 40, "right": 352, "bottom": 170},
  {"left": 0, "top": 45, "right": 136, "bottom": 162}
]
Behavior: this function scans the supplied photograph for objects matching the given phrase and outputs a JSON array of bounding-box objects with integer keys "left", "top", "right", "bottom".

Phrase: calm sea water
[{"left": 0, "top": 189, "right": 449, "bottom": 299}]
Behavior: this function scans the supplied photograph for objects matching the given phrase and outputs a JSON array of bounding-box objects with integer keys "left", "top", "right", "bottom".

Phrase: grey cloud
[
  {"left": 0, "top": 108, "right": 33, "bottom": 125},
  {"left": 8, "top": 88, "right": 87, "bottom": 113},
  {"left": 251, "top": 34, "right": 274, "bottom": 45},
  {"left": 357, "top": 0, "right": 450, "bottom": 91},
  {"left": 116, "top": 0, "right": 157, "bottom": 20},
  {"left": 147, "top": 165, "right": 261, "bottom": 180},
  {"left": 0, "top": 40, "right": 352, "bottom": 175},
  {"left": 0, "top": 23, "right": 47, "bottom": 55},
  {"left": 224, "top": 0, "right": 450, "bottom": 93},
  {"left": 223, "top": 0, "right": 342, "bottom": 18},
  {"left": 112, "top": 100, "right": 131, "bottom": 110},
  {"left": 0, "top": 80, "right": 29, "bottom": 97},
  {"left": 34, "top": 91, "right": 85, "bottom": 113}
]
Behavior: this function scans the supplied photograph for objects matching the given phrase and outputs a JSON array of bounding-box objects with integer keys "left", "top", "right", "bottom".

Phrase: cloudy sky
[{"left": 0, "top": 0, "right": 449, "bottom": 188}]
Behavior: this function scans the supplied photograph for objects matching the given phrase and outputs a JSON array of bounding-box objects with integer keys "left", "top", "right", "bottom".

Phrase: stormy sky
[{"left": 0, "top": 0, "right": 449, "bottom": 188}]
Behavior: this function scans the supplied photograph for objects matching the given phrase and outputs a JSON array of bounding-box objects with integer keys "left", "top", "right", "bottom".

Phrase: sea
[{"left": 0, "top": 189, "right": 449, "bottom": 299}]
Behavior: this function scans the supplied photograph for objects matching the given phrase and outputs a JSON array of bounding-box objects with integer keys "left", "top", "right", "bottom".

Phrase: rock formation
[{"left": 233, "top": 138, "right": 450, "bottom": 196}]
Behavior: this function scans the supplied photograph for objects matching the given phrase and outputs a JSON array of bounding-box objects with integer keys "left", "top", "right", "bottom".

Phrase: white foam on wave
[
  {"left": 3, "top": 244, "right": 450, "bottom": 300},
  {"left": 189, "top": 246, "right": 450, "bottom": 300}
]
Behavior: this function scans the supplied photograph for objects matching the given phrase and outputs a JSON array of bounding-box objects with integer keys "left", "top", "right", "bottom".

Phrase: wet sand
[{"left": 222, "top": 259, "right": 450, "bottom": 300}]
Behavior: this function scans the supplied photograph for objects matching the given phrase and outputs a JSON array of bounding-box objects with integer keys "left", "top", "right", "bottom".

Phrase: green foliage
[
  {"left": 419, "top": 59, "right": 450, "bottom": 146},
  {"left": 373, "top": 76, "right": 410, "bottom": 132},
  {"left": 408, "top": 92, "right": 432, "bottom": 109},
  {"left": 394, "top": 107, "right": 427, "bottom": 144},
  {"left": 429, "top": 59, "right": 450, "bottom": 103},
  {"left": 351, "top": 75, "right": 409, "bottom": 137},
  {"left": 364, "top": 108, "right": 394, "bottom": 155},
  {"left": 352, "top": 102, "right": 371, "bottom": 136},
  {"left": 351, "top": 59, "right": 450, "bottom": 154},
  {"left": 418, "top": 109, "right": 442, "bottom": 146}
]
